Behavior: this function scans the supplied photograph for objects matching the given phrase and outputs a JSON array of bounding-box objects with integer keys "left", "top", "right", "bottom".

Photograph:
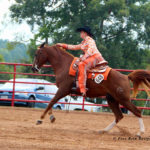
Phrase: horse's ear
[{"left": 39, "top": 42, "right": 46, "bottom": 48}]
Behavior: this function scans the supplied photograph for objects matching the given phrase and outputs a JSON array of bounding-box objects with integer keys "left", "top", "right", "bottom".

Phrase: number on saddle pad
[{"left": 94, "top": 74, "right": 104, "bottom": 84}]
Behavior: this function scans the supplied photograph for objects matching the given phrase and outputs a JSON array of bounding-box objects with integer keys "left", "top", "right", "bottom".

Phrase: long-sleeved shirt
[{"left": 67, "top": 36, "right": 102, "bottom": 60}]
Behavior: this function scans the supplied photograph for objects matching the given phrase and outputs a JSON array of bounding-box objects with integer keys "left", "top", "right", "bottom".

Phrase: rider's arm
[
  {"left": 67, "top": 44, "right": 81, "bottom": 50},
  {"left": 56, "top": 43, "right": 81, "bottom": 50}
]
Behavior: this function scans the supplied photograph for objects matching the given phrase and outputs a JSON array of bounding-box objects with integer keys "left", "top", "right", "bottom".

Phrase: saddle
[
  {"left": 69, "top": 58, "right": 112, "bottom": 93},
  {"left": 69, "top": 58, "right": 111, "bottom": 78}
]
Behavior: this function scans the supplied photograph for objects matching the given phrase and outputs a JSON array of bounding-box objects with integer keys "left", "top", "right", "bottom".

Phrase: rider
[{"left": 57, "top": 26, "right": 107, "bottom": 96}]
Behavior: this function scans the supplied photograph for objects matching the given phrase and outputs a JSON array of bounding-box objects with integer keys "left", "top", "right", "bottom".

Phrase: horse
[{"left": 32, "top": 43, "right": 150, "bottom": 136}]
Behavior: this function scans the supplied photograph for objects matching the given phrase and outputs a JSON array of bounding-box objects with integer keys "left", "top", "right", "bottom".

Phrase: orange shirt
[{"left": 67, "top": 36, "right": 102, "bottom": 58}]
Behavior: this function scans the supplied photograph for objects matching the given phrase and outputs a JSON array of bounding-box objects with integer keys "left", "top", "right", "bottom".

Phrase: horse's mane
[
  {"left": 39, "top": 42, "right": 74, "bottom": 58},
  {"left": 53, "top": 45, "right": 74, "bottom": 58},
  {"left": 54, "top": 45, "right": 74, "bottom": 57}
]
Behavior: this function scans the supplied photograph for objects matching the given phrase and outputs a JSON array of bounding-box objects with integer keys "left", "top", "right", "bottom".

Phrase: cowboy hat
[{"left": 76, "top": 26, "right": 94, "bottom": 37}]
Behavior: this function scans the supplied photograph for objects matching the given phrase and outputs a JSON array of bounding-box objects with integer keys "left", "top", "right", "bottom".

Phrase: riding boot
[{"left": 80, "top": 87, "right": 87, "bottom": 97}]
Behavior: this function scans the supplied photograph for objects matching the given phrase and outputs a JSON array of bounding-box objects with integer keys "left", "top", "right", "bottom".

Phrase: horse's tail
[{"left": 128, "top": 70, "right": 150, "bottom": 98}]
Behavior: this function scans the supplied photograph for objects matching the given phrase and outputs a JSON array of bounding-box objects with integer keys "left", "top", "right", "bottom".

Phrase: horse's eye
[{"left": 35, "top": 54, "right": 37, "bottom": 57}]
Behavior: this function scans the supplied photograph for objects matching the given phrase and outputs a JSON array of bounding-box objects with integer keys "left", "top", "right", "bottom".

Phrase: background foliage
[{"left": 9, "top": 0, "right": 150, "bottom": 69}]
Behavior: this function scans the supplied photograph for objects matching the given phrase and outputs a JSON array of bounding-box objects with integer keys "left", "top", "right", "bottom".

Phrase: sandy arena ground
[{"left": 0, "top": 107, "right": 150, "bottom": 150}]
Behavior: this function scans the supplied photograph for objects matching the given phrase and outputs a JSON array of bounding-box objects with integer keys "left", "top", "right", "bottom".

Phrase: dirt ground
[{"left": 0, "top": 107, "right": 150, "bottom": 150}]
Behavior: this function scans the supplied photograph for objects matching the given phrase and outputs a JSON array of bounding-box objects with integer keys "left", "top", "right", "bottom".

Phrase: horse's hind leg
[
  {"left": 118, "top": 98, "right": 145, "bottom": 136},
  {"left": 99, "top": 94, "right": 123, "bottom": 133}
]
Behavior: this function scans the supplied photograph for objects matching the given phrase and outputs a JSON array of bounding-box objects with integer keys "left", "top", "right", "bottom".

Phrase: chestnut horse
[{"left": 32, "top": 43, "right": 150, "bottom": 136}]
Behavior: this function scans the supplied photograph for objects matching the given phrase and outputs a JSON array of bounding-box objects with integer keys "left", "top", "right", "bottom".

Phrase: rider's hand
[
  {"left": 56, "top": 43, "right": 68, "bottom": 49},
  {"left": 80, "top": 53, "right": 89, "bottom": 61},
  {"left": 79, "top": 57, "right": 85, "bottom": 62},
  {"left": 75, "top": 59, "right": 80, "bottom": 65},
  {"left": 56, "top": 43, "right": 63, "bottom": 47}
]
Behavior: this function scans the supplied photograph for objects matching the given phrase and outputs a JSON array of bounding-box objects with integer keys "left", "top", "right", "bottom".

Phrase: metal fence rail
[{"left": 0, "top": 62, "right": 150, "bottom": 110}]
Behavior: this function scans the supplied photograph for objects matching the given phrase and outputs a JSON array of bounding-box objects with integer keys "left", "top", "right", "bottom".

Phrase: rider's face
[{"left": 80, "top": 31, "right": 88, "bottom": 39}]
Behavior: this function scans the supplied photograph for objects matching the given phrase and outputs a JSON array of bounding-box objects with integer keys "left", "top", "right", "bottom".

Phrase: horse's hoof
[
  {"left": 99, "top": 130, "right": 107, "bottom": 134},
  {"left": 136, "top": 131, "right": 144, "bottom": 137},
  {"left": 50, "top": 115, "right": 56, "bottom": 123},
  {"left": 36, "top": 120, "right": 43, "bottom": 125}
]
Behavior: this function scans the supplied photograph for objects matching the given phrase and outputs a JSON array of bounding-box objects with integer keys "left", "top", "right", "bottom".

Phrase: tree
[
  {"left": 9, "top": 0, "right": 150, "bottom": 69},
  {"left": 10, "top": 0, "right": 59, "bottom": 43},
  {"left": 0, "top": 55, "right": 12, "bottom": 80},
  {"left": 0, "top": 40, "right": 28, "bottom": 63}
]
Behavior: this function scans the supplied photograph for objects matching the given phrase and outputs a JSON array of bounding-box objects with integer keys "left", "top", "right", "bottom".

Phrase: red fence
[{"left": 0, "top": 62, "right": 150, "bottom": 111}]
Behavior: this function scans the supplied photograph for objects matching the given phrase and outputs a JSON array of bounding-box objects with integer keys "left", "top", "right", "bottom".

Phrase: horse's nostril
[{"left": 31, "top": 67, "right": 35, "bottom": 72}]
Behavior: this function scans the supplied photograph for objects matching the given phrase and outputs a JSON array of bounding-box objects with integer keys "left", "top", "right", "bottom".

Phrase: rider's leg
[
  {"left": 78, "top": 61, "right": 87, "bottom": 94},
  {"left": 78, "top": 55, "right": 97, "bottom": 94}
]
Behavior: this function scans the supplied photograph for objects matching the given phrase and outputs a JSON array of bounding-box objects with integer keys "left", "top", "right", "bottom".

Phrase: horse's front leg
[
  {"left": 48, "top": 109, "right": 52, "bottom": 115},
  {"left": 36, "top": 86, "right": 70, "bottom": 125}
]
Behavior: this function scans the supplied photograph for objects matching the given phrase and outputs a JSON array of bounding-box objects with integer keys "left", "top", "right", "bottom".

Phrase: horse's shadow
[
  {"left": 110, "top": 126, "right": 133, "bottom": 136},
  {"left": 91, "top": 126, "right": 133, "bottom": 137},
  {"left": 51, "top": 125, "right": 134, "bottom": 137}
]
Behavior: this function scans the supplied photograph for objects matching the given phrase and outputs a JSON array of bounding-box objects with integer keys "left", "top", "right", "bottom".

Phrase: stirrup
[
  {"left": 81, "top": 92, "right": 86, "bottom": 97},
  {"left": 71, "top": 70, "right": 79, "bottom": 93},
  {"left": 71, "top": 87, "right": 78, "bottom": 92}
]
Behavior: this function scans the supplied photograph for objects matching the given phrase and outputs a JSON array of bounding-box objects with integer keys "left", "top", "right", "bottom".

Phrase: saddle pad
[{"left": 69, "top": 57, "right": 112, "bottom": 80}]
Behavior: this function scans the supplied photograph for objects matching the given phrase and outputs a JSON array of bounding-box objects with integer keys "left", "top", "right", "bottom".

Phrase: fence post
[
  {"left": 11, "top": 65, "right": 16, "bottom": 107},
  {"left": 82, "top": 96, "right": 85, "bottom": 111}
]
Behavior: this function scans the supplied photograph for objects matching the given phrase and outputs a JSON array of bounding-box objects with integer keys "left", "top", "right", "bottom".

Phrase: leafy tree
[
  {"left": 0, "top": 40, "right": 28, "bottom": 80},
  {"left": 0, "top": 54, "right": 13, "bottom": 80},
  {"left": 10, "top": 0, "right": 59, "bottom": 43},
  {"left": 0, "top": 40, "right": 28, "bottom": 63},
  {"left": 9, "top": 0, "right": 150, "bottom": 69}
]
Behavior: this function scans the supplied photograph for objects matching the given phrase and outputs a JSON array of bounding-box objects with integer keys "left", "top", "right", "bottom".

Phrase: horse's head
[{"left": 32, "top": 42, "right": 48, "bottom": 73}]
